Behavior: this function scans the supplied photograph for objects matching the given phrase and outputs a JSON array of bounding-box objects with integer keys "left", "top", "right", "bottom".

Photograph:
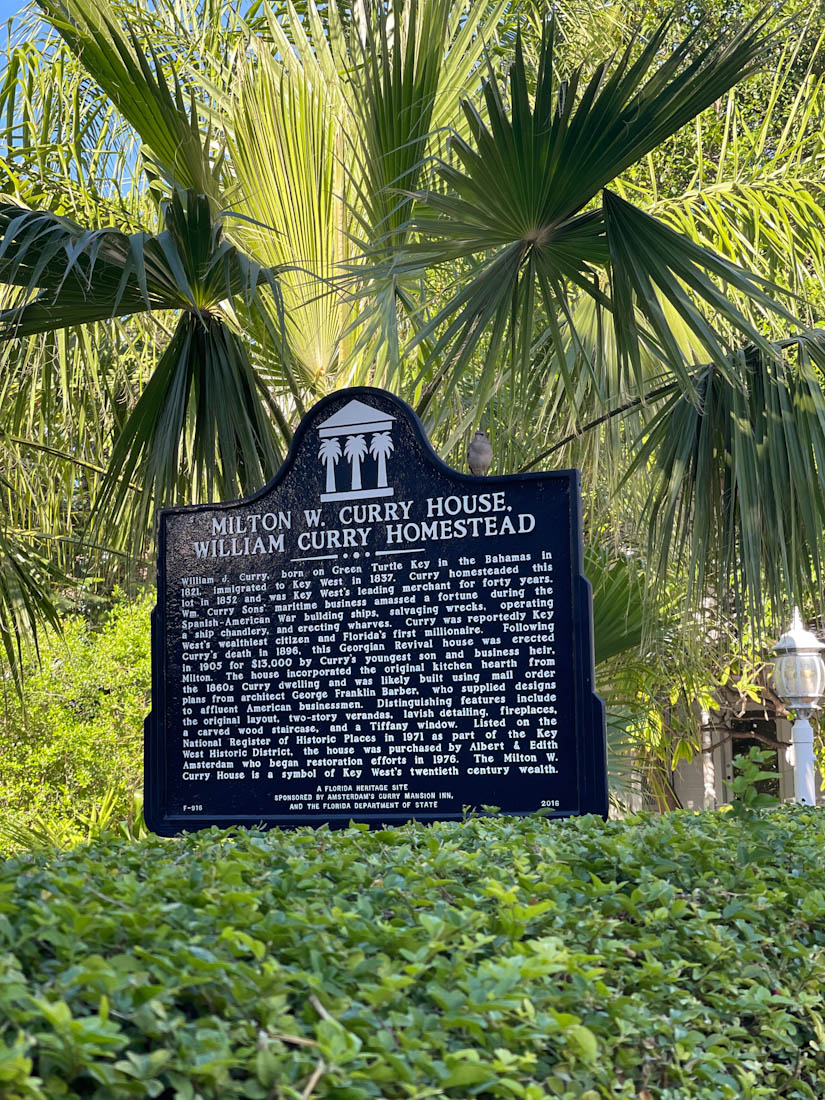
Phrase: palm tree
[
  {"left": 369, "top": 432, "right": 394, "bottom": 488},
  {"left": 344, "top": 435, "right": 368, "bottom": 492},
  {"left": 319, "top": 437, "right": 342, "bottom": 494}
]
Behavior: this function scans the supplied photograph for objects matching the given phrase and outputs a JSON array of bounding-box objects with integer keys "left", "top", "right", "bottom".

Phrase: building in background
[{"left": 674, "top": 679, "right": 820, "bottom": 808}]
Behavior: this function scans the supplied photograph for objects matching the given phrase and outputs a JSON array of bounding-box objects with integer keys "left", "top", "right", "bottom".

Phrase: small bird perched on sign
[{"left": 467, "top": 430, "right": 493, "bottom": 475}]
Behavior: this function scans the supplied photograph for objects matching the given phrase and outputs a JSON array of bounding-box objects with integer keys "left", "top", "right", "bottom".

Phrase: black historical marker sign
[{"left": 145, "top": 387, "right": 607, "bottom": 834}]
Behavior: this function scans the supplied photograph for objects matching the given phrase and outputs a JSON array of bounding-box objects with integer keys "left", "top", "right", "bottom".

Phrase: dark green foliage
[
  {"left": 2, "top": 808, "right": 825, "bottom": 1097},
  {"left": 727, "top": 748, "right": 783, "bottom": 816},
  {"left": 0, "top": 596, "right": 149, "bottom": 839},
  {"left": 628, "top": 333, "right": 825, "bottom": 625},
  {"left": 0, "top": 509, "right": 61, "bottom": 694}
]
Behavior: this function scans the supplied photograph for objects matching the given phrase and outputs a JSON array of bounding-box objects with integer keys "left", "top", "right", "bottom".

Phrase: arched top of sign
[{"left": 157, "top": 387, "right": 563, "bottom": 523}]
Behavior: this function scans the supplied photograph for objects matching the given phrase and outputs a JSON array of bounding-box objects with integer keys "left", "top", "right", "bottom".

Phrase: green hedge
[{"left": 2, "top": 807, "right": 825, "bottom": 1099}]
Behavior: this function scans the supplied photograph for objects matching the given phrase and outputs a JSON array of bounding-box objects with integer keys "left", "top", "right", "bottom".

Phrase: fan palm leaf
[
  {"left": 589, "top": 545, "right": 646, "bottom": 667},
  {"left": 229, "top": 8, "right": 350, "bottom": 388},
  {"left": 404, "top": 15, "right": 799, "bottom": 426},
  {"left": 626, "top": 331, "right": 825, "bottom": 629},
  {"left": 37, "top": 0, "right": 220, "bottom": 202},
  {"left": 0, "top": 190, "right": 285, "bottom": 543},
  {"left": 641, "top": 54, "right": 825, "bottom": 313},
  {"left": 227, "top": 0, "right": 511, "bottom": 396}
]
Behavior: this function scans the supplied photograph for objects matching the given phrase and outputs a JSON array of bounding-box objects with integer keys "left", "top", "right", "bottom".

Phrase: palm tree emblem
[
  {"left": 370, "top": 432, "right": 394, "bottom": 488},
  {"left": 316, "top": 400, "right": 396, "bottom": 500},
  {"left": 344, "top": 434, "right": 368, "bottom": 491},
  {"left": 318, "top": 437, "right": 342, "bottom": 494}
]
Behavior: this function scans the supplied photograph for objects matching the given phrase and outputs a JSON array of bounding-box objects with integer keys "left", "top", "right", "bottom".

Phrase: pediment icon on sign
[{"left": 317, "top": 399, "right": 396, "bottom": 502}]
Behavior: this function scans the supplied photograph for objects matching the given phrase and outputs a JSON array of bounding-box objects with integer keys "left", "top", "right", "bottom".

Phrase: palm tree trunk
[{"left": 326, "top": 458, "right": 336, "bottom": 493}]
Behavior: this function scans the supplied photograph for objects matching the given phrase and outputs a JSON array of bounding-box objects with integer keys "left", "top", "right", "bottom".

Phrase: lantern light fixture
[{"left": 772, "top": 609, "right": 825, "bottom": 805}]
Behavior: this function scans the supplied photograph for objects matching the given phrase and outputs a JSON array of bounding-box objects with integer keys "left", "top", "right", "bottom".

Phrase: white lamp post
[{"left": 772, "top": 609, "right": 825, "bottom": 805}]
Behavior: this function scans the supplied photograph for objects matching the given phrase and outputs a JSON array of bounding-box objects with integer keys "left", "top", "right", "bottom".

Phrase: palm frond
[
  {"left": 37, "top": 0, "right": 220, "bottom": 201},
  {"left": 0, "top": 31, "right": 145, "bottom": 223},
  {"left": 0, "top": 190, "right": 286, "bottom": 545},
  {"left": 0, "top": 483, "right": 61, "bottom": 693},
  {"left": 404, "top": 14, "right": 796, "bottom": 412},
  {"left": 639, "top": 41, "right": 825, "bottom": 324},
  {"left": 589, "top": 544, "right": 647, "bottom": 666},
  {"left": 627, "top": 332, "right": 825, "bottom": 628},
  {"left": 229, "top": 7, "right": 350, "bottom": 388},
  {"left": 602, "top": 189, "right": 797, "bottom": 388},
  {"left": 348, "top": 0, "right": 452, "bottom": 251},
  {"left": 0, "top": 190, "right": 279, "bottom": 328},
  {"left": 98, "top": 309, "right": 281, "bottom": 542}
]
